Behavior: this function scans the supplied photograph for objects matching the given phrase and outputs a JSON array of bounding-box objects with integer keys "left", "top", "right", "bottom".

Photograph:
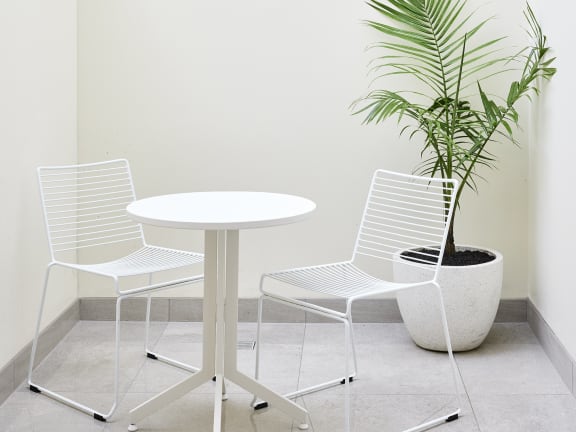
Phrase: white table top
[{"left": 126, "top": 191, "right": 316, "bottom": 230}]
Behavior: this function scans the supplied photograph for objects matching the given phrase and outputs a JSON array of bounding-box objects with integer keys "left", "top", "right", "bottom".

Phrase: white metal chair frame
[
  {"left": 252, "top": 170, "right": 462, "bottom": 432},
  {"left": 28, "top": 159, "right": 204, "bottom": 422}
]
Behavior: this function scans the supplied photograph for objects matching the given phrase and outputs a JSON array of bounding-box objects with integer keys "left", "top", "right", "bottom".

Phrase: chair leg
[
  {"left": 28, "top": 266, "right": 118, "bottom": 421},
  {"left": 434, "top": 282, "right": 463, "bottom": 412},
  {"left": 251, "top": 295, "right": 265, "bottom": 408},
  {"left": 256, "top": 294, "right": 356, "bottom": 402},
  {"left": 105, "top": 296, "right": 124, "bottom": 420},
  {"left": 142, "top": 276, "right": 200, "bottom": 374},
  {"left": 28, "top": 265, "right": 52, "bottom": 388},
  {"left": 347, "top": 312, "right": 359, "bottom": 379},
  {"left": 343, "top": 318, "right": 353, "bottom": 432},
  {"left": 399, "top": 284, "right": 462, "bottom": 432},
  {"left": 144, "top": 292, "right": 153, "bottom": 354}
]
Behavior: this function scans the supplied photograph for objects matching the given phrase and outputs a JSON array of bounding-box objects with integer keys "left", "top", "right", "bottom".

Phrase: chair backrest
[
  {"left": 352, "top": 169, "right": 458, "bottom": 280},
  {"left": 37, "top": 159, "right": 145, "bottom": 262}
]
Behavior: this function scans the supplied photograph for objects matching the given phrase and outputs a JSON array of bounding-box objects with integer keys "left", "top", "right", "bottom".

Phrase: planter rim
[{"left": 397, "top": 245, "right": 503, "bottom": 269}]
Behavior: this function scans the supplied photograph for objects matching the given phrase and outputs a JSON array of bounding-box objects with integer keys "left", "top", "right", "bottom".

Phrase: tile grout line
[{"left": 454, "top": 353, "right": 483, "bottom": 431}]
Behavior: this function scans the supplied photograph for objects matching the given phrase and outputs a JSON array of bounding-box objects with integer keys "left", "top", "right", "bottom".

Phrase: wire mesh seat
[
  {"left": 252, "top": 170, "right": 462, "bottom": 432},
  {"left": 266, "top": 262, "right": 408, "bottom": 299},
  {"left": 28, "top": 159, "right": 204, "bottom": 422},
  {"left": 72, "top": 245, "right": 202, "bottom": 277}
]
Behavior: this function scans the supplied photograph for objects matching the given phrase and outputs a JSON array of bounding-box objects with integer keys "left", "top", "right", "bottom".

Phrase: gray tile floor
[{"left": 1, "top": 321, "right": 576, "bottom": 432}]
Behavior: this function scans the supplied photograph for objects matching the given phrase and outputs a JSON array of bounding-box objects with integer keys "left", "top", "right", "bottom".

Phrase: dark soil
[{"left": 401, "top": 248, "right": 496, "bottom": 266}]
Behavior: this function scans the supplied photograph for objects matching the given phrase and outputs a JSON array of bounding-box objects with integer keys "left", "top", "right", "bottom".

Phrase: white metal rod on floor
[
  {"left": 402, "top": 410, "right": 461, "bottom": 432},
  {"left": 145, "top": 352, "right": 201, "bottom": 373},
  {"left": 283, "top": 377, "right": 353, "bottom": 400},
  {"left": 28, "top": 384, "right": 105, "bottom": 418}
]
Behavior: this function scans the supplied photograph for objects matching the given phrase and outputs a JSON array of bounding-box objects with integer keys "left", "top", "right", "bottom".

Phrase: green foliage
[{"left": 353, "top": 0, "right": 556, "bottom": 255}]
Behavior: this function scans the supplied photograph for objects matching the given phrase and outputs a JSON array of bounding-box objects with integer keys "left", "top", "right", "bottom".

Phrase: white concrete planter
[{"left": 393, "top": 246, "right": 503, "bottom": 352}]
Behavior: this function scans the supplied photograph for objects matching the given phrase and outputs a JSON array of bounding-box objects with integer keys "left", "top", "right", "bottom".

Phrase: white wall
[
  {"left": 78, "top": 0, "right": 531, "bottom": 299},
  {"left": 530, "top": 2, "right": 576, "bottom": 360},
  {"left": 0, "top": 1, "right": 77, "bottom": 370}
]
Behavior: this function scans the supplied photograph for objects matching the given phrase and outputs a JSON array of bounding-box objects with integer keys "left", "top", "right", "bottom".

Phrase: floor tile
[
  {"left": 301, "top": 394, "right": 475, "bottom": 432},
  {"left": 234, "top": 343, "right": 302, "bottom": 395},
  {"left": 245, "top": 322, "right": 306, "bottom": 345},
  {"left": 482, "top": 323, "right": 539, "bottom": 345},
  {"left": 0, "top": 391, "right": 106, "bottom": 432},
  {"left": 456, "top": 343, "right": 569, "bottom": 395},
  {"left": 471, "top": 394, "right": 576, "bottom": 432},
  {"left": 65, "top": 321, "right": 167, "bottom": 346},
  {"left": 304, "top": 323, "right": 412, "bottom": 346},
  {"left": 153, "top": 322, "right": 204, "bottom": 350},
  {"left": 299, "top": 342, "right": 460, "bottom": 395},
  {"left": 29, "top": 341, "right": 146, "bottom": 394},
  {"left": 128, "top": 357, "right": 199, "bottom": 394}
]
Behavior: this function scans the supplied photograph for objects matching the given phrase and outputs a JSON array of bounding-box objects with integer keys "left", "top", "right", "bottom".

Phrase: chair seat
[
  {"left": 70, "top": 246, "right": 204, "bottom": 277},
  {"left": 264, "top": 262, "right": 410, "bottom": 299}
]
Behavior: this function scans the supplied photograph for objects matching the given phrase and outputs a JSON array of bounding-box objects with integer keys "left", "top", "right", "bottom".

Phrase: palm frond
[{"left": 354, "top": 0, "right": 556, "bottom": 254}]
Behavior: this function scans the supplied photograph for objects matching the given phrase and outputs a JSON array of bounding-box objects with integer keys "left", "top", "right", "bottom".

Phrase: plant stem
[{"left": 445, "top": 212, "right": 456, "bottom": 257}]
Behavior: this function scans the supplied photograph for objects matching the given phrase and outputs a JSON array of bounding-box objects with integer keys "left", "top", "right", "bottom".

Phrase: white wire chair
[
  {"left": 28, "top": 159, "right": 204, "bottom": 422},
  {"left": 252, "top": 169, "right": 462, "bottom": 432}
]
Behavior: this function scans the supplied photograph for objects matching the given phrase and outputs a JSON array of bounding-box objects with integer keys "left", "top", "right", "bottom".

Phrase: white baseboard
[
  {"left": 0, "top": 300, "right": 79, "bottom": 406},
  {"left": 528, "top": 299, "right": 576, "bottom": 397},
  {"left": 78, "top": 297, "right": 527, "bottom": 323}
]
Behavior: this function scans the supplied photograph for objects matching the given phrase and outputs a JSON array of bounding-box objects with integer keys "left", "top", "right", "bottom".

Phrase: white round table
[
  {"left": 126, "top": 192, "right": 316, "bottom": 432},
  {"left": 126, "top": 191, "right": 316, "bottom": 230}
]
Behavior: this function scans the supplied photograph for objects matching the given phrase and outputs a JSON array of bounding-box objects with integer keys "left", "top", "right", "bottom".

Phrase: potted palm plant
[{"left": 354, "top": 0, "right": 556, "bottom": 351}]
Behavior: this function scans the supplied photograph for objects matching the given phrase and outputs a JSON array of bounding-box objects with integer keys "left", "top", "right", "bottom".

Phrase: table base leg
[
  {"left": 129, "top": 369, "right": 213, "bottom": 427},
  {"left": 226, "top": 369, "right": 308, "bottom": 426},
  {"left": 213, "top": 374, "right": 225, "bottom": 432}
]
